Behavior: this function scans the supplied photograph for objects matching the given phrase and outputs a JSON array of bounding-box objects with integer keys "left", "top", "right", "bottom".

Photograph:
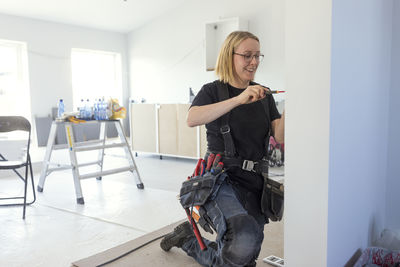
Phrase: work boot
[{"left": 160, "top": 221, "right": 195, "bottom": 251}]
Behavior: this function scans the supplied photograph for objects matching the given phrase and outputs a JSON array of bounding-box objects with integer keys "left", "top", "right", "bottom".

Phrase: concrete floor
[{"left": 0, "top": 147, "right": 284, "bottom": 267}]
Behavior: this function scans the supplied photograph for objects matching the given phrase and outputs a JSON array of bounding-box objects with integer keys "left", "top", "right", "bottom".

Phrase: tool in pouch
[{"left": 179, "top": 153, "right": 225, "bottom": 250}]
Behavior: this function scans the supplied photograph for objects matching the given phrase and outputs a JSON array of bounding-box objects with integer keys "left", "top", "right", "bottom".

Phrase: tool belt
[
  {"left": 221, "top": 155, "right": 284, "bottom": 222},
  {"left": 223, "top": 150, "right": 284, "bottom": 222},
  {"left": 209, "top": 153, "right": 284, "bottom": 222},
  {"left": 180, "top": 171, "right": 226, "bottom": 209},
  {"left": 179, "top": 154, "right": 226, "bottom": 234},
  {"left": 261, "top": 175, "right": 284, "bottom": 221}
]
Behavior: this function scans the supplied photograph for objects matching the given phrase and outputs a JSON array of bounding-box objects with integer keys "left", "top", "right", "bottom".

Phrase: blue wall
[
  {"left": 328, "top": 0, "right": 393, "bottom": 265},
  {"left": 386, "top": 0, "right": 400, "bottom": 229}
]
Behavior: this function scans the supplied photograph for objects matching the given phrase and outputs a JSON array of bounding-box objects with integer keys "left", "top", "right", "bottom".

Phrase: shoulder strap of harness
[
  {"left": 214, "top": 80, "right": 272, "bottom": 160},
  {"left": 214, "top": 80, "right": 236, "bottom": 158},
  {"left": 260, "top": 97, "right": 272, "bottom": 153}
]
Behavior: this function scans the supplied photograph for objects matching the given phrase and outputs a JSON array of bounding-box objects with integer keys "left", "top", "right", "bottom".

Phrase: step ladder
[{"left": 37, "top": 120, "right": 144, "bottom": 204}]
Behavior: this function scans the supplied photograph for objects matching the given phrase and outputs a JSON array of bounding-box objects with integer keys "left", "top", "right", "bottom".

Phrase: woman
[{"left": 161, "top": 31, "right": 284, "bottom": 267}]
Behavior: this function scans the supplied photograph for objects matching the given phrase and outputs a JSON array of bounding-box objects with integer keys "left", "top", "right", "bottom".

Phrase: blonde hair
[{"left": 215, "top": 31, "right": 260, "bottom": 84}]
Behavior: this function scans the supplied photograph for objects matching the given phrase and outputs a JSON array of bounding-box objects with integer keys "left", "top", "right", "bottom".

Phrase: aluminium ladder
[{"left": 37, "top": 120, "right": 144, "bottom": 204}]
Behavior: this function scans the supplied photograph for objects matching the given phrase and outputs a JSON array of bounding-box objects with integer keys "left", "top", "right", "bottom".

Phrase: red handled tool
[
  {"left": 200, "top": 159, "right": 206, "bottom": 176},
  {"left": 185, "top": 208, "right": 207, "bottom": 251},
  {"left": 186, "top": 159, "right": 207, "bottom": 250},
  {"left": 212, "top": 154, "right": 222, "bottom": 169},
  {"left": 193, "top": 158, "right": 202, "bottom": 177},
  {"left": 211, "top": 162, "right": 224, "bottom": 175},
  {"left": 184, "top": 155, "right": 225, "bottom": 251},
  {"left": 206, "top": 153, "right": 215, "bottom": 172}
]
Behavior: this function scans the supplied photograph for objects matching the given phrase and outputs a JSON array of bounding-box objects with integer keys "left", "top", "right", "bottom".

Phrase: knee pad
[{"left": 221, "top": 214, "right": 263, "bottom": 266}]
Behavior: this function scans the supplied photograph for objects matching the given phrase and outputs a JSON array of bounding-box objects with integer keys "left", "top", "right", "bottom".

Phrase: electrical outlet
[{"left": 263, "top": 255, "right": 284, "bottom": 267}]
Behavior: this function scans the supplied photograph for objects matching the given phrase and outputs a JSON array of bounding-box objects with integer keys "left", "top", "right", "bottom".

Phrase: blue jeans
[{"left": 181, "top": 179, "right": 266, "bottom": 267}]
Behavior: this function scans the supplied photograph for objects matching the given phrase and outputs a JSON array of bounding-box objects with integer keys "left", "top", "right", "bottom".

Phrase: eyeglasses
[{"left": 233, "top": 52, "right": 264, "bottom": 63}]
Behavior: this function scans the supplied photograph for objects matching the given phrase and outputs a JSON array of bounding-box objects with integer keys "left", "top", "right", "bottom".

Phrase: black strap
[
  {"left": 223, "top": 157, "right": 269, "bottom": 174},
  {"left": 215, "top": 81, "right": 236, "bottom": 158},
  {"left": 213, "top": 80, "right": 272, "bottom": 173},
  {"left": 260, "top": 97, "right": 272, "bottom": 153}
]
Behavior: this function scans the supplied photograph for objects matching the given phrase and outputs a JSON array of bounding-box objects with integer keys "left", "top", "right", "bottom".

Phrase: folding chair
[{"left": 0, "top": 116, "right": 36, "bottom": 219}]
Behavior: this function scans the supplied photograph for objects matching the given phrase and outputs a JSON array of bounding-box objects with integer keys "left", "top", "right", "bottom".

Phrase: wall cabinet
[
  {"left": 205, "top": 17, "right": 248, "bottom": 71},
  {"left": 130, "top": 103, "right": 207, "bottom": 159}
]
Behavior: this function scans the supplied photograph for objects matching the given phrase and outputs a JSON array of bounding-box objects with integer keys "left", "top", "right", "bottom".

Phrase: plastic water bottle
[
  {"left": 58, "top": 99, "right": 64, "bottom": 118},
  {"left": 102, "top": 98, "right": 109, "bottom": 120},
  {"left": 79, "top": 99, "right": 84, "bottom": 119},
  {"left": 83, "top": 100, "right": 88, "bottom": 119},
  {"left": 85, "top": 99, "right": 91, "bottom": 120},
  {"left": 99, "top": 98, "right": 104, "bottom": 120},
  {"left": 105, "top": 101, "right": 109, "bottom": 120},
  {"left": 100, "top": 99, "right": 104, "bottom": 120},
  {"left": 93, "top": 99, "right": 99, "bottom": 120}
]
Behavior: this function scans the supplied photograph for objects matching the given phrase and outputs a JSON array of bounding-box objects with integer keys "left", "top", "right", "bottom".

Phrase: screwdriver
[
  {"left": 261, "top": 85, "right": 285, "bottom": 94},
  {"left": 266, "top": 90, "right": 285, "bottom": 94}
]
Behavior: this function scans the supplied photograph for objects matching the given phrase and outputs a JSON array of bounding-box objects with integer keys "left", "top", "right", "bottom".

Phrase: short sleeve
[
  {"left": 190, "top": 82, "right": 219, "bottom": 108},
  {"left": 268, "top": 95, "right": 281, "bottom": 121}
]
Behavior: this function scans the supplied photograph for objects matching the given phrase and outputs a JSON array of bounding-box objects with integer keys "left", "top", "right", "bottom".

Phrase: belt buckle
[{"left": 242, "top": 160, "right": 256, "bottom": 172}]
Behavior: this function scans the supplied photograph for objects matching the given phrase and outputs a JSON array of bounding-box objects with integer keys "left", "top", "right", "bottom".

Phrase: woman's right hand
[
  {"left": 235, "top": 85, "right": 267, "bottom": 104},
  {"left": 187, "top": 85, "right": 268, "bottom": 127}
]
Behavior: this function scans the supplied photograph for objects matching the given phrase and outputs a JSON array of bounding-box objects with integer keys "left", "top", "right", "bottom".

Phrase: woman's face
[{"left": 232, "top": 38, "right": 261, "bottom": 88}]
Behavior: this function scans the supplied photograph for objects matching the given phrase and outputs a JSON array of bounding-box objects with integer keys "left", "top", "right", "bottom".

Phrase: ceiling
[{"left": 0, "top": 0, "right": 187, "bottom": 33}]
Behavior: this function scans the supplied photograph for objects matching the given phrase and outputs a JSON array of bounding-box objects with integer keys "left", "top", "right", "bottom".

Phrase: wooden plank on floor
[{"left": 72, "top": 219, "right": 283, "bottom": 267}]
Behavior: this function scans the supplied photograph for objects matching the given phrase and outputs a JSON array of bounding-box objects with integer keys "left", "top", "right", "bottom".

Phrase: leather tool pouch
[
  {"left": 261, "top": 175, "right": 284, "bottom": 221},
  {"left": 180, "top": 172, "right": 224, "bottom": 209}
]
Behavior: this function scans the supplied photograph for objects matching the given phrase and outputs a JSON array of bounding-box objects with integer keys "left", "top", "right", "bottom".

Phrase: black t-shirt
[{"left": 191, "top": 80, "right": 281, "bottom": 193}]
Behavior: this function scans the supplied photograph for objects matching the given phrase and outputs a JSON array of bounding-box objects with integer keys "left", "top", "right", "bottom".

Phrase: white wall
[
  {"left": 0, "top": 13, "right": 129, "bottom": 133},
  {"left": 127, "top": 0, "right": 285, "bottom": 104},
  {"left": 285, "top": 0, "right": 332, "bottom": 266},
  {"left": 386, "top": 0, "right": 400, "bottom": 229}
]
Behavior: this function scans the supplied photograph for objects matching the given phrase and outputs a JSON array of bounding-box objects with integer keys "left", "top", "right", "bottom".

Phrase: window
[
  {"left": 0, "top": 39, "right": 31, "bottom": 118},
  {"left": 71, "top": 48, "right": 123, "bottom": 111}
]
